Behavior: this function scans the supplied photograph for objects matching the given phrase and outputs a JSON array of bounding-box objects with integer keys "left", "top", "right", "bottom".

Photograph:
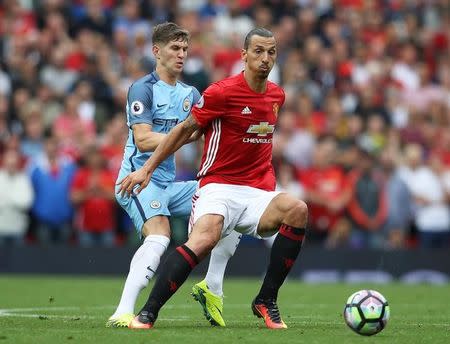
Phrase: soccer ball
[{"left": 343, "top": 289, "right": 390, "bottom": 336}]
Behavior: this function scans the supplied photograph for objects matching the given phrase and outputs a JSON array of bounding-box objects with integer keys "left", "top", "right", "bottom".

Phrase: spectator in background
[
  {"left": 0, "top": 149, "right": 34, "bottom": 246},
  {"left": 399, "top": 144, "right": 450, "bottom": 248},
  {"left": 10, "top": 87, "right": 31, "bottom": 130},
  {"left": 99, "top": 113, "right": 127, "bottom": 174},
  {"left": 71, "top": 144, "right": 116, "bottom": 247},
  {"left": 19, "top": 100, "right": 45, "bottom": 160},
  {"left": 379, "top": 148, "right": 412, "bottom": 249},
  {"left": 347, "top": 147, "right": 387, "bottom": 248},
  {"left": 0, "top": 65, "right": 12, "bottom": 96},
  {"left": 35, "top": 83, "right": 64, "bottom": 130},
  {"left": 391, "top": 42, "right": 420, "bottom": 91},
  {"left": 273, "top": 110, "right": 315, "bottom": 169},
  {"left": 113, "top": 0, "right": 152, "bottom": 59},
  {"left": 39, "top": 46, "right": 79, "bottom": 97},
  {"left": 53, "top": 93, "right": 96, "bottom": 161},
  {"left": 28, "top": 136, "right": 77, "bottom": 245},
  {"left": 73, "top": 0, "right": 113, "bottom": 37},
  {"left": 213, "top": 0, "right": 253, "bottom": 41},
  {"left": 275, "top": 159, "right": 304, "bottom": 200},
  {"left": 0, "top": 95, "right": 10, "bottom": 153},
  {"left": 358, "top": 114, "right": 387, "bottom": 154},
  {"left": 299, "top": 136, "right": 351, "bottom": 246},
  {"left": 73, "top": 79, "right": 108, "bottom": 132}
]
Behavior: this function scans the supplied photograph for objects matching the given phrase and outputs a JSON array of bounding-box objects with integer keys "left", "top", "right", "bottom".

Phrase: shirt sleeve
[
  {"left": 191, "top": 83, "right": 225, "bottom": 128},
  {"left": 191, "top": 87, "right": 201, "bottom": 108},
  {"left": 127, "top": 82, "right": 154, "bottom": 127}
]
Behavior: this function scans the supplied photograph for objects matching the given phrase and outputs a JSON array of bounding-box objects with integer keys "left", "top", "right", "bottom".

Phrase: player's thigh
[
  {"left": 236, "top": 190, "right": 282, "bottom": 238},
  {"left": 142, "top": 215, "right": 170, "bottom": 237},
  {"left": 188, "top": 183, "right": 242, "bottom": 238},
  {"left": 257, "top": 192, "right": 307, "bottom": 234},
  {"left": 167, "top": 180, "right": 198, "bottom": 217},
  {"left": 186, "top": 214, "right": 224, "bottom": 259},
  {"left": 116, "top": 182, "right": 171, "bottom": 237}
]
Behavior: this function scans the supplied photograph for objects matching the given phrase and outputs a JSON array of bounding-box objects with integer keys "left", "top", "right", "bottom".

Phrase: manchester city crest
[
  {"left": 183, "top": 98, "right": 191, "bottom": 112},
  {"left": 150, "top": 200, "right": 161, "bottom": 209}
]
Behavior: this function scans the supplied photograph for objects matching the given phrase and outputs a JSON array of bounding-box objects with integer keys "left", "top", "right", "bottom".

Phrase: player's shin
[
  {"left": 138, "top": 244, "right": 199, "bottom": 322},
  {"left": 205, "top": 230, "right": 242, "bottom": 296},
  {"left": 112, "top": 235, "right": 170, "bottom": 317},
  {"left": 257, "top": 224, "right": 306, "bottom": 300}
]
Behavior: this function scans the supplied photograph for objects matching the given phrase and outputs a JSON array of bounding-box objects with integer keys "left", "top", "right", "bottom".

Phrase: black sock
[
  {"left": 257, "top": 224, "right": 306, "bottom": 301},
  {"left": 140, "top": 245, "right": 198, "bottom": 319}
]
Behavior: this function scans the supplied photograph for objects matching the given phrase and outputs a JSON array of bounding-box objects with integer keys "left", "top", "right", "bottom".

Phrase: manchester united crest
[{"left": 273, "top": 103, "right": 279, "bottom": 117}]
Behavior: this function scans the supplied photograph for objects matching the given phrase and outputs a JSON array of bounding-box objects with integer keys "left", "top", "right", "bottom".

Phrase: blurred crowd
[{"left": 0, "top": 0, "right": 449, "bottom": 250}]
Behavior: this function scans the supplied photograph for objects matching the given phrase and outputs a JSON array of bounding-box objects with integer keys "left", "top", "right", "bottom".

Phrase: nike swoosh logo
[
  {"left": 145, "top": 266, "right": 156, "bottom": 279},
  {"left": 212, "top": 304, "right": 222, "bottom": 315},
  {"left": 157, "top": 103, "right": 166, "bottom": 108},
  {"left": 198, "top": 289, "right": 222, "bottom": 315}
]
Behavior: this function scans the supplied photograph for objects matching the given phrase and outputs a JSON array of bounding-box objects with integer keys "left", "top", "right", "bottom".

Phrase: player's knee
[{"left": 285, "top": 199, "right": 308, "bottom": 227}]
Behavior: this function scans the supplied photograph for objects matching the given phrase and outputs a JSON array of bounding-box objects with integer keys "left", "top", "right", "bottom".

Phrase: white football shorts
[{"left": 188, "top": 183, "right": 281, "bottom": 239}]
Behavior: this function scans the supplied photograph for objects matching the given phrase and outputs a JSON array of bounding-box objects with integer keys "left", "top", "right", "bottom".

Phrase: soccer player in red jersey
[{"left": 117, "top": 28, "right": 308, "bottom": 330}]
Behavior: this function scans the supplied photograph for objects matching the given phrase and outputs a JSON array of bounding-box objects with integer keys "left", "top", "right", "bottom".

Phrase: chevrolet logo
[{"left": 246, "top": 122, "right": 275, "bottom": 137}]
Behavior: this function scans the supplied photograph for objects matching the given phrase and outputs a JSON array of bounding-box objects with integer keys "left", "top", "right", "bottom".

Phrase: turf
[{"left": 0, "top": 275, "right": 449, "bottom": 343}]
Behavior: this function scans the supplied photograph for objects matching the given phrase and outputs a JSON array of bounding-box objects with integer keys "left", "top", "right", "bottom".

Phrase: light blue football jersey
[{"left": 117, "top": 71, "right": 201, "bottom": 187}]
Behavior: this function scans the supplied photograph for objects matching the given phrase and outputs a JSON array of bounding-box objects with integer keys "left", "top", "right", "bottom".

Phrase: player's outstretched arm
[
  {"left": 132, "top": 123, "right": 167, "bottom": 152},
  {"left": 187, "top": 128, "right": 203, "bottom": 143},
  {"left": 117, "top": 115, "right": 201, "bottom": 197},
  {"left": 142, "top": 114, "right": 201, "bottom": 172}
]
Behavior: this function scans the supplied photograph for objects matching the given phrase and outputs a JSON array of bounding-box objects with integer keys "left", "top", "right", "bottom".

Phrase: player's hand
[{"left": 116, "top": 169, "right": 151, "bottom": 198}]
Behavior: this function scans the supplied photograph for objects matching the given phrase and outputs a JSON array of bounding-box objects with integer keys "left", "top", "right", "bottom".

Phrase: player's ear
[
  {"left": 152, "top": 44, "right": 160, "bottom": 59},
  {"left": 241, "top": 48, "right": 247, "bottom": 63}
]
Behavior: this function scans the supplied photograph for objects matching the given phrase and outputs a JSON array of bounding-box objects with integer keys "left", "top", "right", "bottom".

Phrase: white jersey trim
[{"left": 198, "top": 119, "right": 221, "bottom": 178}]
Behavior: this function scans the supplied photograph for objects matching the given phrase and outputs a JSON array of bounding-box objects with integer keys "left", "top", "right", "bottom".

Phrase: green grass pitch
[{"left": 1, "top": 275, "right": 449, "bottom": 343}]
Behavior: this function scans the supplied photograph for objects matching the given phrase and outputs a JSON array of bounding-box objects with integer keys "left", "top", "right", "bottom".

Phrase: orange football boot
[
  {"left": 128, "top": 311, "right": 155, "bottom": 329},
  {"left": 251, "top": 298, "right": 288, "bottom": 329}
]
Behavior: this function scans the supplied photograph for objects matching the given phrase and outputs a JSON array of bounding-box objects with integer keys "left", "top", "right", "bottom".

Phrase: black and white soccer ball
[{"left": 343, "top": 289, "right": 390, "bottom": 336}]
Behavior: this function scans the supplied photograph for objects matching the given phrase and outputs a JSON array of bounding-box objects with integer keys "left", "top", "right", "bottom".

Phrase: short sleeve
[
  {"left": 191, "top": 87, "right": 201, "bottom": 108},
  {"left": 191, "top": 83, "right": 225, "bottom": 128},
  {"left": 127, "top": 82, "right": 154, "bottom": 127}
]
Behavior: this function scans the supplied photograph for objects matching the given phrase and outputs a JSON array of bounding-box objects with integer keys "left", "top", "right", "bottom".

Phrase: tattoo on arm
[{"left": 183, "top": 115, "right": 201, "bottom": 132}]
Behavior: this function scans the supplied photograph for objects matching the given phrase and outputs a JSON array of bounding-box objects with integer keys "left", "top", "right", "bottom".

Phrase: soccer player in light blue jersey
[{"left": 107, "top": 22, "right": 241, "bottom": 328}]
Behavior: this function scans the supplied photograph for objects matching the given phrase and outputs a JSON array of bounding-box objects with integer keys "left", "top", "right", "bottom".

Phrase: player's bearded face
[
  {"left": 243, "top": 36, "right": 277, "bottom": 78},
  {"left": 158, "top": 39, "right": 188, "bottom": 76}
]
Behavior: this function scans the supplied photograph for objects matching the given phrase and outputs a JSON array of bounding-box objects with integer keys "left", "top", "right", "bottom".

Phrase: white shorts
[{"left": 188, "top": 183, "right": 281, "bottom": 239}]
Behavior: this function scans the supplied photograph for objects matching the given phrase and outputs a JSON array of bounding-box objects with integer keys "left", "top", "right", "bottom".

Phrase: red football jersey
[{"left": 192, "top": 72, "right": 285, "bottom": 191}]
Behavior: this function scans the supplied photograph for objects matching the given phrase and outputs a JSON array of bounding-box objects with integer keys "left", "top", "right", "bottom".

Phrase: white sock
[
  {"left": 112, "top": 234, "right": 170, "bottom": 316},
  {"left": 205, "top": 230, "right": 242, "bottom": 296}
]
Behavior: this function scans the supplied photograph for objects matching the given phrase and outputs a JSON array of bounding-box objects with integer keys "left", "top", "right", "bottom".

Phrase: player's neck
[
  {"left": 156, "top": 66, "right": 178, "bottom": 86},
  {"left": 243, "top": 70, "right": 267, "bottom": 93}
]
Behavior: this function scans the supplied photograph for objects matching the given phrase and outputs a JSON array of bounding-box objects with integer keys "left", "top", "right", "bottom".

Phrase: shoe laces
[
  {"left": 264, "top": 298, "right": 282, "bottom": 323},
  {"left": 138, "top": 311, "right": 155, "bottom": 324}
]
